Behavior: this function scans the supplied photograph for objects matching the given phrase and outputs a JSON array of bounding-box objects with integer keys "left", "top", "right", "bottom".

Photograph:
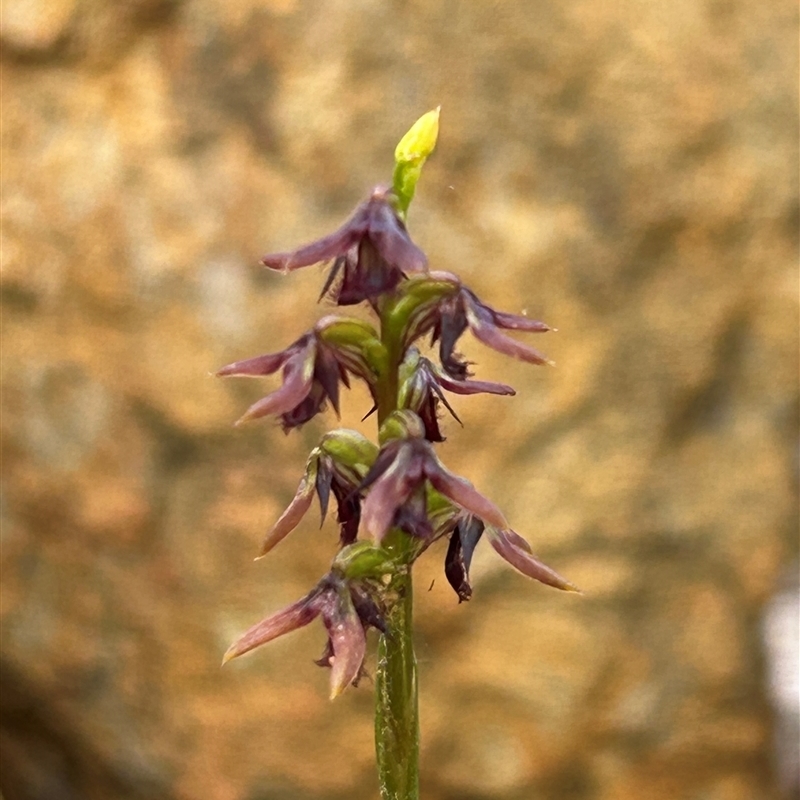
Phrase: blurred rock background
[{"left": 1, "top": 1, "right": 798, "bottom": 799}]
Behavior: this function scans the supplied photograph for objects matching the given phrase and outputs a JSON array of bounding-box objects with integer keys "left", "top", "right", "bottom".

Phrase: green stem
[
  {"left": 375, "top": 565, "right": 419, "bottom": 800},
  {"left": 374, "top": 298, "right": 420, "bottom": 799},
  {"left": 376, "top": 317, "right": 401, "bottom": 428}
]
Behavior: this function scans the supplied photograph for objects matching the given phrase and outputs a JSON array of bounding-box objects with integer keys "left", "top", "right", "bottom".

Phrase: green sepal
[
  {"left": 317, "top": 316, "right": 387, "bottom": 378},
  {"left": 333, "top": 541, "right": 396, "bottom": 580},
  {"left": 317, "top": 316, "right": 380, "bottom": 348},
  {"left": 379, "top": 410, "right": 425, "bottom": 445},
  {"left": 397, "top": 348, "right": 422, "bottom": 411},
  {"left": 381, "top": 273, "right": 459, "bottom": 351},
  {"left": 320, "top": 429, "right": 379, "bottom": 471},
  {"left": 392, "top": 107, "right": 440, "bottom": 217}
]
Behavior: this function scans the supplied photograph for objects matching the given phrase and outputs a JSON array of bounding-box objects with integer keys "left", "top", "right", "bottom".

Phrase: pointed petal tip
[
  {"left": 255, "top": 537, "right": 279, "bottom": 559},
  {"left": 328, "top": 681, "right": 346, "bottom": 701},
  {"left": 489, "top": 528, "right": 579, "bottom": 591},
  {"left": 260, "top": 254, "right": 288, "bottom": 273},
  {"left": 221, "top": 647, "right": 239, "bottom": 666}
]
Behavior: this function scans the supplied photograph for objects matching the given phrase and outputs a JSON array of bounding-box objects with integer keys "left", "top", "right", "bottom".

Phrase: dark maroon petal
[
  {"left": 425, "top": 458, "right": 508, "bottom": 530},
  {"left": 444, "top": 516, "right": 485, "bottom": 602},
  {"left": 435, "top": 296, "right": 470, "bottom": 379},
  {"left": 444, "top": 533, "right": 471, "bottom": 601},
  {"left": 279, "top": 381, "right": 328, "bottom": 430},
  {"left": 261, "top": 206, "right": 369, "bottom": 272},
  {"left": 222, "top": 586, "right": 324, "bottom": 663},
  {"left": 217, "top": 350, "right": 291, "bottom": 377},
  {"left": 257, "top": 472, "right": 317, "bottom": 557},
  {"left": 356, "top": 237, "right": 404, "bottom": 299},
  {"left": 331, "top": 479, "right": 361, "bottom": 546},
  {"left": 415, "top": 393, "right": 447, "bottom": 442},
  {"left": 489, "top": 529, "right": 580, "bottom": 592},
  {"left": 457, "top": 516, "right": 485, "bottom": 568},
  {"left": 315, "top": 456, "right": 334, "bottom": 525},
  {"left": 349, "top": 585, "right": 387, "bottom": 633},
  {"left": 318, "top": 255, "right": 348, "bottom": 302},
  {"left": 314, "top": 346, "right": 343, "bottom": 416},
  {"left": 393, "top": 487, "right": 433, "bottom": 539}
]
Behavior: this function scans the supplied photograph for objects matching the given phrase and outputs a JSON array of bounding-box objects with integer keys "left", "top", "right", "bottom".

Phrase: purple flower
[
  {"left": 359, "top": 414, "right": 508, "bottom": 543},
  {"left": 261, "top": 186, "right": 428, "bottom": 305},
  {"left": 217, "top": 317, "right": 377, "bottom": 430},
  {"left": 257, "top": 430, "right": 378, "bottom": 557},
  {"left": 399, "top": 349, "right": 516, "bottom": 442},
  {"left": 401, "top": 272, "right": 553, "bottom": 379},
  {"left": 444, "top": 515, "right": 579, "bottom": 600},
  {"left": 223, "top": 572, "right": 384, "bottom": 699}
]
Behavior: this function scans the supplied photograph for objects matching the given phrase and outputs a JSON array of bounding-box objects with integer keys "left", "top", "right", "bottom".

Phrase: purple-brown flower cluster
[{"left": 220, "top": 183, "right": 576, "bottom": 697}]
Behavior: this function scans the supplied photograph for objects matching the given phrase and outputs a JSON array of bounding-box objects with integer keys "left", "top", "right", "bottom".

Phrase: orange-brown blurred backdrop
[{"left": 2, "top": 1, "right": 798, "bottom": 799}]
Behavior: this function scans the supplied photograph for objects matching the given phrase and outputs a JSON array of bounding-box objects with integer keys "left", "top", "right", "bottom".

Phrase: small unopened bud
[
  {"left": 394, "top": 107, "right": 440, "bottom": 166},
  {"left": 392, "top": 107, "right": 441, "bottom": 216}
]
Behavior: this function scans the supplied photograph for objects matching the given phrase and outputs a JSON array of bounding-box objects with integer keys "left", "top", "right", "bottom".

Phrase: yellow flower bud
[
  {"left": 394, "top": 106, "right": 440, "bottom": 165},
  {"left": 392, "top": 107, "right": 441, "bottom": 217}
]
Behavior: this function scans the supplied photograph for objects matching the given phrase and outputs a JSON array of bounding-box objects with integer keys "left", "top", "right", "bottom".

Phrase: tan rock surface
[{"left": 2, "top": 1, "right": 797, "bottom": 799}]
